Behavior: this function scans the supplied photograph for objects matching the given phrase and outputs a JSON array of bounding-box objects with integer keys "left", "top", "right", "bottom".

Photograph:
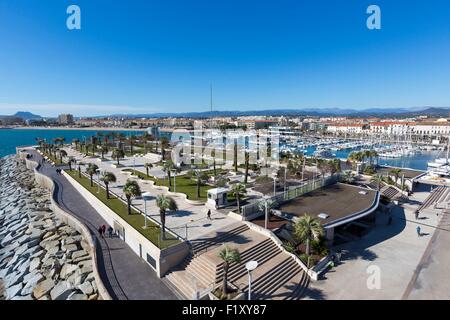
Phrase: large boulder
[
  {"left": 50, "top": 281, "right": 74, "bottom": 300},
  {"left": 33, "top": 278, "right": 55, "bottom": 299}
]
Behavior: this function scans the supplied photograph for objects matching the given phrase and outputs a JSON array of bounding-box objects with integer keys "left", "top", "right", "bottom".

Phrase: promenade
[
  {"left": 61, "top": 147, "right": 237, "bottom": 240},
  {"left": 27, "top": 149, "right": 177, "bottom": 300}
]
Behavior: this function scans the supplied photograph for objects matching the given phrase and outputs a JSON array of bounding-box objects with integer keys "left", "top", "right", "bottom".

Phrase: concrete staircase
[
  {"left": 419, "top": 186, "right": 449, "bottom": 212},
  {"left": 164, "top": 223, "right": 308, "bottom": 300}
]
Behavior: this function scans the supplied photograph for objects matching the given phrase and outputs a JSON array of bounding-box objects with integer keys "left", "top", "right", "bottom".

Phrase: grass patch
[
  {"left": 66, "top": 170, "right": 180, "bottom": 249},
  {"left": 128, "top": 169, "right": 230, "bottom": 203}
]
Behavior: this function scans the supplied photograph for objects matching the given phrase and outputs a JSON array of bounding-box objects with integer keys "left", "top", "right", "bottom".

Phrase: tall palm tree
[
  {"left": 230, "top": 183, "right": 247, "bottom": 213},
  {"left": 129, "top": 135, "right": 137, "bottom": 154},
  {"left": 123, "top": 180, "right": 142, "bottom": 215},
  {"left": 390, "top": 168, "right": 402, "bottom": 185},
  {"left": 58, "top": 149, "right": 67, "bottom": 163},
  {"left": 111, "top": 148, "right": 125, "bottom": 166},
  {"left": 85, "top": 163, "right": 99, "bottom": 187},
  {"left": 101, "top": 172, "right": 116, "bottom": 199},
  {"left": 163, "top": 160, "right": 177, "bottom": 187},
  {"left": 294, "top": 215, "right": 324, "bottom": 264},
  {"left": 156, "top": 194, "right": 178, "bottom": 240},
  {"left": 67, "top": 157, "right": 75, "bottom": 171},
  {"left": 217, "top": 246, "right": 241, "bottom": 296},
  {"left": 244, "top": 151, "right": 250, "bottom": 184},
  {"left": 144, "top": 163, "right": 153, "bottom": 177},
  {"left": 77, "top": 161, "right": 85, "bottom": 178},
  {"left": 188, "top": 168, "right": 209, "bottom": 199},
  {"left": 72, "top": 138, "right": 80, "bottom": 151},
  {"left": 99, "top": 145, "right": 109, "bottom": 160}
]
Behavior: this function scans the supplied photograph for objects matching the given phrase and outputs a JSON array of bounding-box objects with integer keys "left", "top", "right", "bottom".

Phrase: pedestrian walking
[
  {"left": 98, "top": 226, "right": 104, "bottom": 238},
  {"left": 107, "top": 226, "right": 113, "bottom": 238},
  {"left": 207, "top": 209, "right": 211, "bottom": 220},
  {"left": 416, "top": 226, "right": 421, "bottom": 237},
  {"left": 415, "top": 210, "right": 419, "bottom": 220},
  {"left": 101, "top": 225, "right": 106, "bottom": 237}
]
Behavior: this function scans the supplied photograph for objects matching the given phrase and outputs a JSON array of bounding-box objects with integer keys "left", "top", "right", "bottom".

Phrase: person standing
[
  {"left": 416, "top": 226, "right": 421, "bottom": 237},
  {"left": 98, "top": 226, "right": 104, "bottom": 238},
  {"left": 415, "top": 210, "right": 419, "bottom": 220},
  {"left": 207, "top": 209, "right": 211, "bottom": 220},
  {"left": 107, "top": 226, "right": 113, "bottom": 238},
  {"left": 101, "top": 225, "right": 106, "bottom": 237}
]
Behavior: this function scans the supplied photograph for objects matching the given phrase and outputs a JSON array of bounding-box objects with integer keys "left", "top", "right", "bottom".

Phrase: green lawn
[
  {"left": 66, "top": 170, "right": 180, "bottom": 249},
  {"left": 126, "top": 169, "right": 227, "bottom": 203}
]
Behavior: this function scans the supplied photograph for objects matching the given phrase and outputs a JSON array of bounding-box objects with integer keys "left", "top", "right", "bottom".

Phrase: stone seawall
[{"left": 0, "top": 155, "right": 100, "bottom": 300}]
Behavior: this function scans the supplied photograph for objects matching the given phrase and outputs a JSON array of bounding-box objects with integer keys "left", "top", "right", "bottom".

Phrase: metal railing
[{"left": 241, "top": 173, "right": 341, "bottom": 218}]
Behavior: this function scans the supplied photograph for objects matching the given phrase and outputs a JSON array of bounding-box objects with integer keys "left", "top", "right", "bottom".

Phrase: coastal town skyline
[{"left": 1, "top": 1, "right": 450, "bottom": 116}]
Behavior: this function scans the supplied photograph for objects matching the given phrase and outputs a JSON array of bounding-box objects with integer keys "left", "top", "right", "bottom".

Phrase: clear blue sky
[{"left": 0, "top": 0, "right": 449, "bottom": 116}]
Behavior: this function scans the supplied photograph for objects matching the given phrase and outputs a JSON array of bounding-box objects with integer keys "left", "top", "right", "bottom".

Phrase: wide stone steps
[
  {"left": 272, "top": 270, "right": 310, "bottom": 300},
  {"left": 244, "top": 256, "right": 303, "bottom": 300},
  {"left": 189, "top": 224, "right": 249, "bottom": 255},
  {"left": 215, "top": 239, "right": 278, "bottom": 284},
  {"left": 165, "top": 270, "right": 199, "bottom": 300},
  {"left": 419, "top": 186, "right": 448, "bottom": 211}
]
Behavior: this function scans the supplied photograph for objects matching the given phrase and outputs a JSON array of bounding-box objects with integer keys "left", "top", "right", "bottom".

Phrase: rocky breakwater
[{"left": 0, "top": 155, "right": 99, "bottom": 300}]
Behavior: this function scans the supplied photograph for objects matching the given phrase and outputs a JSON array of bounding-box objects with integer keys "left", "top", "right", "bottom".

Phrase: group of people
[
  {"left": 56, "top": 168, "right": 62, "bottom": 175},
  {"left": 98, "top": 224, "right": 114, "bottom": 238}
]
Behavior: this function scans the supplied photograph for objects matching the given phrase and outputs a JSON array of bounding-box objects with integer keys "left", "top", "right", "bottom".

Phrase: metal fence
[{"left": 241, "top": 173, "right": 341, "bottom": 218}]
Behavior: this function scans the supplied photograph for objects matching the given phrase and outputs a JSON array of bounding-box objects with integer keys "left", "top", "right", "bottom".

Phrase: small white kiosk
[{"left": 207, "top": 187, "right": 230, "bottom": 208}]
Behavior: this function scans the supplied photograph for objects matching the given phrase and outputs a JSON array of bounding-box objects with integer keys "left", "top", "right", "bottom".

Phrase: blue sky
[{"left": 0, "top": 0, "right": 449, "bottom": 116}]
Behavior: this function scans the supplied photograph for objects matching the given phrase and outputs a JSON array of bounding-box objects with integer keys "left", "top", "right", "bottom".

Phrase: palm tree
[
  {"left": 390, "top": 168, "right": 402, "bottom": 185},
  {"left": 123, "top": 180, "right": 142, "bottom": 215},
  {"left": 156, "top": 194, "right": 178, "bottom": 240},
  {"left": 58, "top": 149, "right": 67, "bottom": 163},
  {"left": 99, "top": 145, "right": 109, "bottom": 160},
  {"left": 85, "top": 163, "right": 99, "bottom": 187},
  {"left": 188, "top": 168, "right": 209, "bottom": 199},
  {"left": 144, "top": 163, "right": 153, "bottom": 177},
  {"left": 342, "top": 170, "right": 355, "bottom": 184},
  {"left": 129, "top": 135, "right": 137, "bottom": 154},
  {"left": 77, "top": 161, "right": 85, "bottom": 178},
  {"left": 67, "top": 157, "right": 75, "bottom": 171},
  {"left": 72, "top": 138, "right": 80, "bottom": 151},
  {"left": 101, "top": 172, "right": 116, "bottom": 199},
  {"left": 163, "top": 160, "right": 177, "bottom": 188},
  {"left": 371, "top": 174, "right": 384, "bottom": 191},
  {"left": 244, "top": 151, "right": 250, "bottom": 184},
  {"left": 111, "top": 148, "right": 125, "bottom": 166},
  {"left": 217, "top": 246, "right": 241, "bottom": 296},
  {"left": 294, "top": 215, "right": 324, "bottom": 264},
  {"left": 230, "top": 183, "right": 247, "bottom": 213}
]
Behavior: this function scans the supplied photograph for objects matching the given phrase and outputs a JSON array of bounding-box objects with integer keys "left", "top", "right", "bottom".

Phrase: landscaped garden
[
  {"left": 65, "top": 169, "right": 180, "bottom": 249},
  {"left": 125, "top": 168, "right": 229, "bottom": 203}
]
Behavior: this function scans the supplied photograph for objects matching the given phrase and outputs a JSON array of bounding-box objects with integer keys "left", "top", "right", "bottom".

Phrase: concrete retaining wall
[
  {"left": 20, "top": 153, "right": 112, "bottom": 300},
  {"left": 63, "top": 170, "right": 190, "bottom": 277}
]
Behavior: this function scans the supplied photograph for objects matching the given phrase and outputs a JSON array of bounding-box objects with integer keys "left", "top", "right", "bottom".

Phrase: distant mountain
[
  {"left": 101, "top": 107, "right": 450, "bottom": 119},
  {"left": 0, "top": 111, "right": 42, "bottom": 120},
  {"left": 13, "top": 111, "right": 42, "bottom": 120}
]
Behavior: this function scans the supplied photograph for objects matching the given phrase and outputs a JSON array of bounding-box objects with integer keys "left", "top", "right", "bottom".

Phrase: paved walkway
[
  {"left": 27, "top": 149, "right": 177, "bottom": 300},
  {"left": 403, "top": 208, "right": 450, "bottom": 299},
  {"left": 303, "top": 184, "right": 443, "bottom": 300},
  {"left": 62, "top": 147, "right": 237, "bottom": 240}
]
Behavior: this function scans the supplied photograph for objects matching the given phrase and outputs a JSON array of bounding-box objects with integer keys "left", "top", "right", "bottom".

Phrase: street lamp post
[
  {"left": 142, "top": 192, "right": 152, "bottom": 229},
  {"left": 245, "top": 261, "right": 258, "bottom": 300}
]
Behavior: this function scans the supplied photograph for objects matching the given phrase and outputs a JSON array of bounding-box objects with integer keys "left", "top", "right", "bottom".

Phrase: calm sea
[
  {"left": 0, "top": 129, "right": 439, "bottom": 171},
  {"left": 0, "top": 129, "right": 145, "bottom": 158}
]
